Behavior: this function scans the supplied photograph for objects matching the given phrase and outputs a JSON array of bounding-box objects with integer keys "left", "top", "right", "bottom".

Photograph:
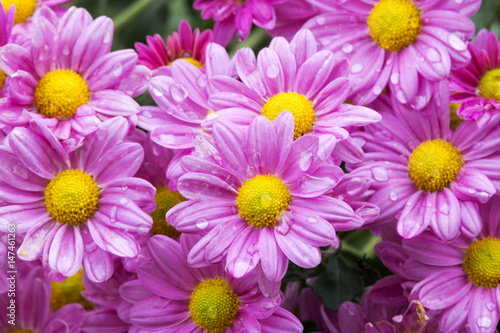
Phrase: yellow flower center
[
  {"left": 367, "top": 0, "right": 422, "bottom": 52},
  {"left": 477, "top": 68, "right": 500, "bottom": 101},
  {"left": 261, "top": 92, "right": 315, "bottom": 140},
  {"left": 44, "top": 169, "right": 100, "bottom": 226},
  {"left": 2, "top": 0, "right": 37, "bottom": 25},
  {"left": 236, "top": 175, "right": 291, "bottom": 228},
  {"left": 463, "top": 237, "right": 500, "bottom": 288},
  {"left": 50, "top": 269, "right": 93, "bottom": 311},
  {"left": 189, "top": 278, "right": 241, "bottom": 333},
  {"left": 35, "top": 69, "right": 90, "bottom": 119},
  {"left": 150, "top": 185, "right": 185, "bottom": 238},
  {"left": 168, "top": 57, "right": 204, "bottom": 68},
  {"left": 408, "top": 139, "right": 463, "bottom": 192},
  {"left": 449, "top": 103, "right": 464, "bottom": 130},
  {"left": 6, "top": 330, "right": 35, "bottom": 333},
  {"left": 0, "top": 69, "right": 6, "bottom": 90}
]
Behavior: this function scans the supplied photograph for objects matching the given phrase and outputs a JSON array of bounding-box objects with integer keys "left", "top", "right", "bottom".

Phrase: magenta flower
[
  {"left": 450, "top": 29, "right": 500, "bottom": 123},
  {"left": 120, "top": 234, "right": 303, "bottom": 332},
  {"left": 303, "top": 0, "right": 479, "bottom": 108},
  {"left": 0, "top": 263, "right": 85, "bottom": 332},
  {"left": 135, "top": 20, "right": 212, "bottom": 76},
  {"left": 402, "top": 195, "right": 500, "bottom": 332},
  {"left": 0, "top": 117, "right": 155, "bottom": 282},
  {"left": 0, "top": 3, "right": 14, "bottom": 97},
  {"left": 0, "top": 6, "right": 150, "bottom": 152},
  {"left": 267, "top": 0, "right": 319, "bottom": 40},
  {"left": 205, "top": 29, "right": 381, "bottom": 164},
  {"left": 167, "top": 113, "right": 359, "bottom": 297},
  {"left": 193, "top": 0, "right": 281, "bottom": 46},
  {"left": 349, "top": 85, "right": 499, "bottom": 241}
]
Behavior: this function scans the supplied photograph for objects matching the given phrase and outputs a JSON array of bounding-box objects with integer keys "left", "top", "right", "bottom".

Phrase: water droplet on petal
[
  {"left": 170, "top": 83, "right": 189, "bottom": 103},
  {"left": 426, "top": 48, "right": 441, "bottom": 63},
  {"left": 113, "top": 63, "right": 123, "bottom": 77},
  {"left": 84, "top": 241, "right": 97, "bottom": 253},
  {"left": 299, "top": 151, "right": 313, "bottom": 171},
  {"left": 266, "top": 64, "right": 280, "bottom": 79},
  {"left": 350, "top": 63, "right": 363, "bottom": 74},
  {"left": 152, "top": 87, "right": 164, "bottom": 97},
  {"left": 307, "top": 217, "right": 318, "bottom": 224},
  {"left": 153, "top": 297, "right": 170, "bottom": 309},
  {"left": 486, "top": 302, "right": 496, "bottom": 311},
  {"left": 142, "top": 110, "right": 152, "bottom": 119},
  {"left": 316, "top": 16, "right": 325, "bottom": 25},
  {"left": 62, "top": 45, "right": 70, "bottom": 56},
  {"left": 342, "top": 43, "right": 353, "bottom": 54},
  {"left": 477, "top": 316, "right": 493, "bottom": 328},
  {"left": 396, "top": 90, "right": 407, "bottom": 103},
  {"left": 372, "top": 166, "right": 389, "bottom": 181},
  {"left": 390, "top": 73, "right": 399, "bottom": 84},
  {"left": 197, "top": 75, "right": 207, "bottom": 87},
  {"left": 390, "top": 191, "right": 398, "bottom": 201},
  {"left": 103, "top": 31, "right": 112, "bottom": 44},
  {"left": 109, "top": 206, "right": 117, "bottom": 223},
  {"left": 137, "top": 224, "right": 150, "bottom": 235},
  {"left": 159, "top": 134, "right": 177, "bottom": 145},
  {"left": 119, "top": 198, "right": 128, "bottom": 206},
  {"left": 196, "top": 218, "right": 209, "bottom": 229}
]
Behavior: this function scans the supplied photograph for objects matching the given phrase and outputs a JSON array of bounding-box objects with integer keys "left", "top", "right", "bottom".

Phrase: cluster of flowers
[{"left": 0, "top": 0, "right": 500, "bottom": 332}]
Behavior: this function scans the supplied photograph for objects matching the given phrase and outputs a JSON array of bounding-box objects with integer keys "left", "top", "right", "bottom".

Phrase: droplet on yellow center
[
  {"left": 449, "top": 102, "right": 464, "bottom": 130},
  {"left": 464, "top": 237, "right": 500, "bottom": 288},
  {"left": 237, "top": 175, "right": 291, "bottom": 228},
  {"left": 408, "top": 139, "right": 463, "bottom": 192},
  {"left": 262, "top": 92, "right": 315, "bottom": 140},
  {"left": 44, "top": 169, "right": 100, "bottom": 226},
  {"left": 0, "top": 69, "right": 7, "bottom": 90},
  {"left": 168, "top": 57, "right": 204, "bottom": 68},
  {"left": 35, "top": 69, "right": 90, "bottom": 119},
  {"left": 368, "top": 0, "right": 422, "bottom": 52},
  {"left": 2, "top": 0, "right": 37, "bottom": 25},
  {"left": 189, "top": 278, "right": 240, "bottom": 333},
  {"left": 477, "top": 68, "right": 500, "bottom": 101},
  {"left": 50, "top": 269, "right": 93, "bottom": 311},
  {"left": 150, "top": 185, "right": 185, "bottom": 238}
]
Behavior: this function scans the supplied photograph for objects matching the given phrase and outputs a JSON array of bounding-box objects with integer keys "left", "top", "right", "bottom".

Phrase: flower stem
[{"left": 113, "top": 0, "right": 159, "bottom": 31}]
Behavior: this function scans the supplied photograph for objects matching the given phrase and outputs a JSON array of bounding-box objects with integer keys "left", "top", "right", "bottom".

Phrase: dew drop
[
  {"left": 103, "top": 31, "right": 112, "bottom": 44},
  {"left": 196, "top": 218, "right": 209, "bottom": 229},
  {"left": 350, "top": 63, "right": 363, "bottom": 74},
  {"left": 390, "top": 73, "right": 399, "bottom": 84},
  {"left": 299, "top": 151, "right": 313, "bottom": 171},
  {"left": 342, "top": 43, "right": 353, "bottom": 54},
  {"left": 316, "top": 16, "right": 325, "bottom": 25},
  {"left": 170, "top": 83, "right": 189, "bottom": 103},
  {"left": 448, "top": 34, "right": 467, "bottom": 51},
  {"left": 307, "top": 217, "right": 318, "bottom": 224},
  {"left": 109, "top": 206, "right": 118, "bottom": 223},
  {"left": 396, "top": 90, "right": 407, "bottom": 103},
  {"left": 62, "top": 45, "right": 70, "bottom": 56},
  {"left": 119, "top": 198, "right": 128, "bottom": 206},
  {"left": 197, "top": 75, "right": 208, "bottom": 87},
  {"left": 390, "top": 191, "right": 398, "bottom": 201},
  {"left": 137, "top": 224, "right": 150, "bottom": 236},
  {"left": 121, "top": 185, "right": 128, "bottom": 191},
  {"left": 373, "top": 85, "right": 383, "bottom": 95},
  {"left": 141, "top": 110, "right": 152, "bottom": 119},
  {"left": 151, "top": 87, "right": 164, "bottom": 97},
  {"left": 373, "top": 129, "right": 393, "bottom": 142},
  {"left": 84, "top": 241, "right": 97, "bottom": 253},
  {"left": 486, "top": 302, "right": 496, "bottom": 311},
  {"left": 266, "top": 64, "right": 280, "bottom": 79},
  {"left": 153, "top": 297, "right": 170, "bottom": 309},
  {"left": 159, "top": 134, "right": 177, "bottom": 145},
  {"left": 477, "top": 316, "right": 493, "bottom": 328},
  {"left": 372, "top": 166, "right": 389, "bottom": 181},
  {"left": 426, "top": 48, "right": 441, "bottom": 63}
]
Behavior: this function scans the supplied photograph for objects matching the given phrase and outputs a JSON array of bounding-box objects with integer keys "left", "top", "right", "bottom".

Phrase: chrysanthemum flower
[
  {"left": 402, "top": 195, "right": 500, "bottom": 332},
  {"left": 0, "top": 3, "right": 14, "bottom": 97},
  {"left": 450, "top": 29, "right": 500, "bottom": 123},
  {"left": 0, "top": 263, "right": 85, "bottom": 332},
  {"left": 205, "top": 29, "right": 381, "bottom": 164},
  {"left": 139, "top": 42, "right": 235, "bottom": 152},
  {"left": 135, "top": 20, "right": 212, "bottom": 76},
  {"left": 267, "top": 0, "right": 319, "bottom": 40},
  {"left": 349, "top": 85, "right": 500, "bottom": 240},
  {"left": 0, "top": 117, "right": 155, "bottom": 282},
  {"left": 167, "top": 113, "right": 358, "bottom": 296},
  {"left": 120, "top": 234, "right": 303, "bottom": 332},
  {"left": 303, "top": 0, "right": 479, "bottom": 107},
  {"left": 0, "top": 6, "right": 150, "bottom": 152},
  {"left": 193, "top": 0, "right": 281, "bottom": 46}
]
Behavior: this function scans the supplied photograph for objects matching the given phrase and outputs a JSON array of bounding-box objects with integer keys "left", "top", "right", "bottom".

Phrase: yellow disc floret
[
  {"left": 477, "top": 68, "right": 500, "bottom": 101},
  {"left": 189, "top": 278, "right": 241, "bottom": 333},
  {"left": 464, "top": 237, "right": 500, "bottom": 288},
  {"left": 237, "top": 175, "right": 291, "bottom": 228},
  {"left": 0, "top": 69, "right": 6, "bottom": 90},
  {"left": 368, "top": 0, "right": 422, "bottom": 52},
  {"left": 6, "top": 330, "right": 35, "bottom": 333},
  {"left": 150, "top": 185, "right": 185, "bottom": 238},
  {"left": 408, "top": 139, "right": 463, "bottom": 192},
  {"left": 35, "top": 69, "right": 90, "bottom": 119},
  {"left": 262, "top": 92, "right": 315, "bottom": 140},
  {"left": 449, "top": 103, "right": 464, "bottom": 130},
  {"left": 45, "top": 169, "right": 100, "bottom": 226},
  {"left": 168, "top": 57, "right": 204, "bottom": 68},
  {"left": 2, "top": 0, "right": 37, "bottom": 25},
  {"left": 50, "top": 269, "right": 93, "bottom": 311}
]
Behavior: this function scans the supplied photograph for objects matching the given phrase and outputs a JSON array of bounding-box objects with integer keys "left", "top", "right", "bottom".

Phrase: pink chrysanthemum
[
  {"left": 401, "top": 195, "right": 500, "bottom": 332},
  {"left": 0, "top": 263, "right": 85, "bottom": 332},
  {"left": 139, "top": 42, "right": 236, "bottom": 152},
  {"left": 303, "top": 0, "right": 479, "bottom": 108},
  {"left": 0, "top": 6, "right": 150, "bottom": 152},
  {"left": 193, "top": 0, "right": 282, "bottom": 46},
  {"left": 267, "top": 0, "right": 319, "bottom": 41},
  {"left": 0, "top": 117, "right": 155, "bottom": 282},
  {"left": 0, "top": 3, "right": 13, "bottom": 97},
  {"left": 450, "top": 29, "right": 500, "bottom": 123},
  {"left": 135, "top": 20, "right": 212, "bottom": 76},
  {"left": 350, "top": 85, "right": 500, "bottom": 241},
  {"left": 167, "top": 113, "right": 360, "bottom": 297},
  {"left": 205, "top": 29, "right": 381, "bottom": 164},
  {"left": 120, "top": 234, "right": 303, "bottom": 332}
]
